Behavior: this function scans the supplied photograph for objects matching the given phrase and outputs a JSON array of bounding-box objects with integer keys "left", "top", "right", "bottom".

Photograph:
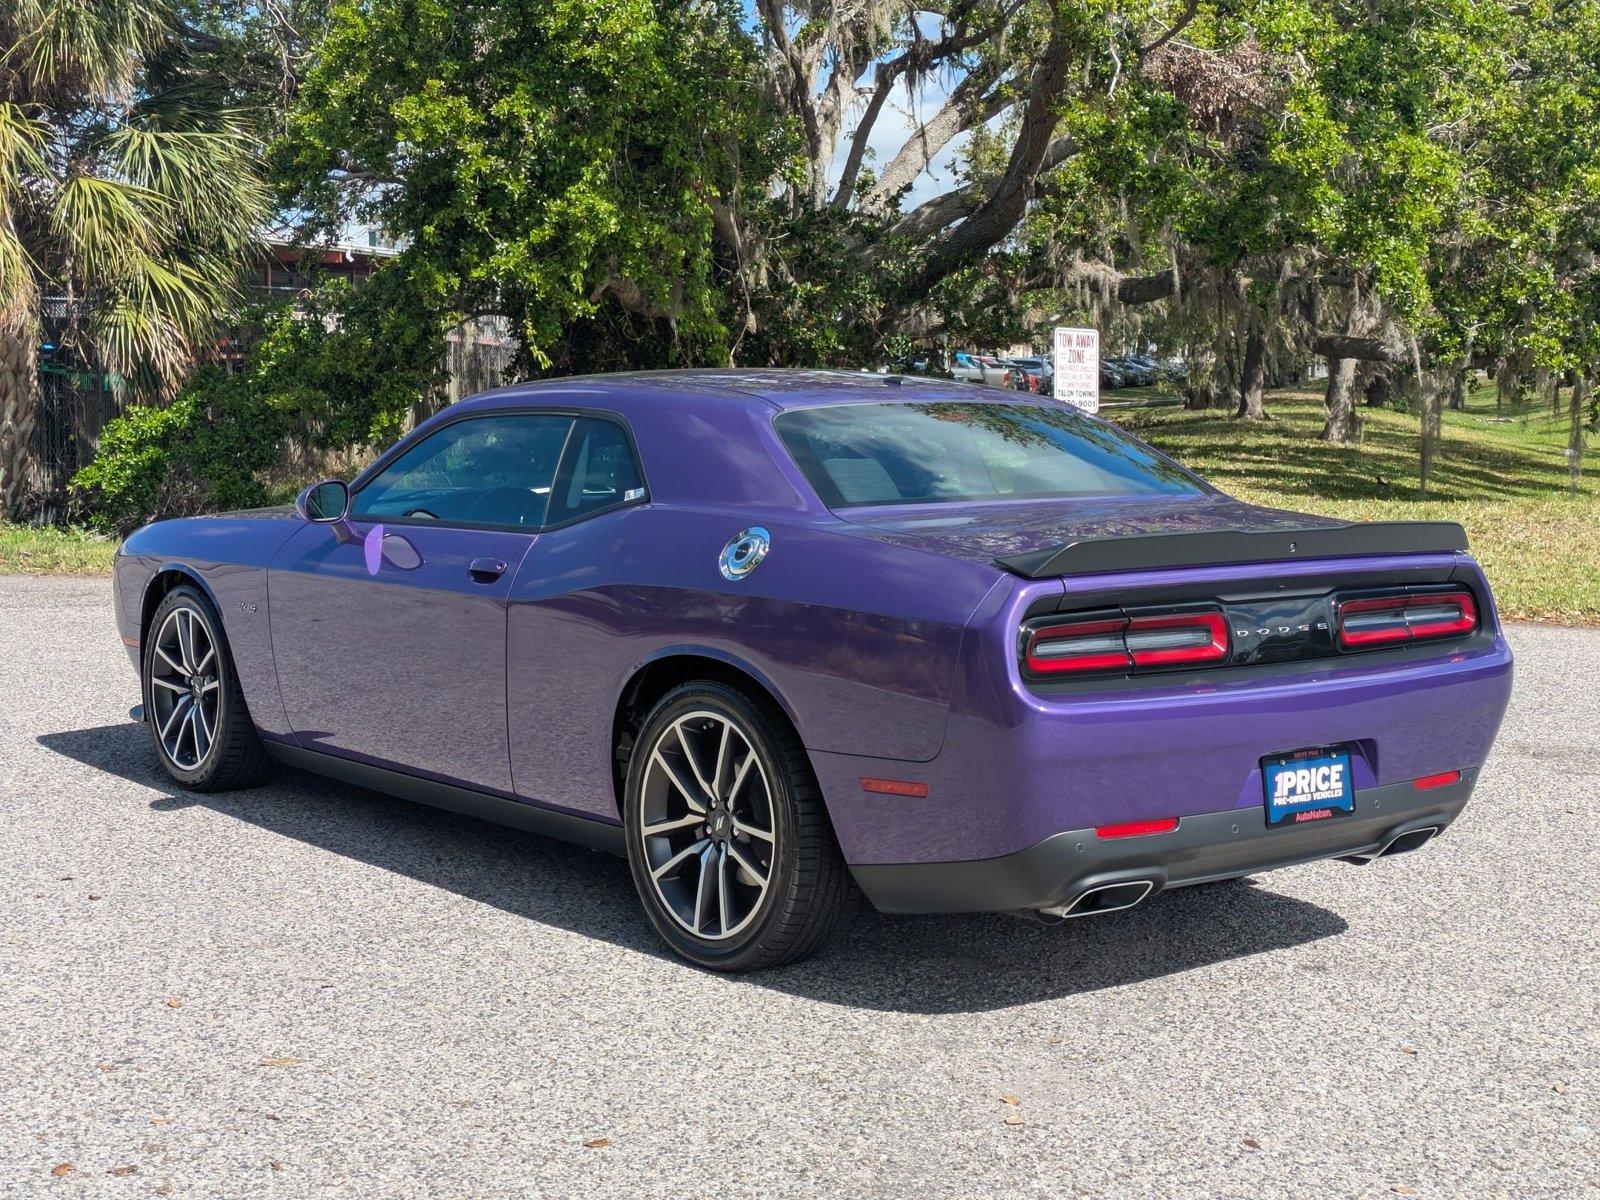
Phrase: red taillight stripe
[
  {"left": 1095, "top": 816, "right": 1179, "bottom": 839},
  {"left": 1125, "top": 611, "right": 1230, "bottom": 667},
  {"left": 1025, "top": 617, "right": 1130, "bottom": 675},
  {"left": 861, "top": 777, "right": 929, "bottom": 798},
  {"left": 1024, "top": 610, "right": 1229, "bottom": 675},
  {"left": 1337, "top": 591, "right": 1478, "bottom": 649},
  {"left": 1412, "top": 770, "right": 1462, "bottom": 791}
]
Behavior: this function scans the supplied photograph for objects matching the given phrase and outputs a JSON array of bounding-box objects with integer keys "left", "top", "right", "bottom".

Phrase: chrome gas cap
[{"left": 719, "top": 527, "right": 770, "bottom": 581}]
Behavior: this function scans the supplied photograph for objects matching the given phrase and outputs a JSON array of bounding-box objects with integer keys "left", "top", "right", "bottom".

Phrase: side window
[
  {"left": 351, "top": 414, "right": 575, "bottom": 528},
  {"left": 550, "top": 417, "right": 645, "bottom": 523}
]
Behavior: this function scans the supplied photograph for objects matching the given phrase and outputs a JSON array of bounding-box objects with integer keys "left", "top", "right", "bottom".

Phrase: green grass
[
  {"left": 0, "top": 522, "right": 117, "bottom": 576},
  {"left": 1115, "top": 383, "right": 1600, "bottom": 626}
]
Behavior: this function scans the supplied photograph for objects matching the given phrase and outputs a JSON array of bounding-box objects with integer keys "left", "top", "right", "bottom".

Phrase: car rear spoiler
[{"left": 993, "top": 521, "right": 1469, "bottom": 579}]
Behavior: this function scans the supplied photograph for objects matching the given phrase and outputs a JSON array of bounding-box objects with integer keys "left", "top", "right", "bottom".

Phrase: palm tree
[{"left": 0, "top": 0, "right": 267, "bottom": 517}]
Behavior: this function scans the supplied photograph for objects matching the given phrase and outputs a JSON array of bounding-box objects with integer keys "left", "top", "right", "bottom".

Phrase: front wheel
[
  {"left": 143, "top": 585, "right": 272, "bottom": 792},
  {"left": 623, "top": 682, "right": 853, "bottom": 971}
]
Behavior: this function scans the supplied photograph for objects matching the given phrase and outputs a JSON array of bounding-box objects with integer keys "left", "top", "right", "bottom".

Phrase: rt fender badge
[{"left": 719, "top": 527, "right": 771, "bottom": 581}]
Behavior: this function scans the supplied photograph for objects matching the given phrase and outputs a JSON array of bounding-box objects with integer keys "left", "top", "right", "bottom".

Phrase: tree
[{"left": 0, "top": 0, "right": 267, "bottom": 517}]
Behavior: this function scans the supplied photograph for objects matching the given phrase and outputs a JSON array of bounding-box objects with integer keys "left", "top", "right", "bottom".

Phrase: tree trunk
[
  {"left": 1321, "top": 356, "right": 1360, "bottom": 441},
  {"left": 1448, "top": 327, "right": 1475, "bottom": 410},
  {"left": 0, "top": 315, "right": 40, "bottom": 520},
  {"left": 1415, "top": 361, "right": 1446, "bottom": 497},
  {"left": 1235, "top": 316, "right": 1268, "bottom": 420},
  {"left": 1570, "top": 376, "right": 1588, "bottom": 495}
]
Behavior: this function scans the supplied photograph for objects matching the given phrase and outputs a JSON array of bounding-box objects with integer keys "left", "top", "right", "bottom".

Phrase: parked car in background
[
  {"left": 951, "top": 352, "right": 985, "bottom": 384},
  {"left": 1007, "top": 356, "right": 1053, "bottom": 393},
  {"left": 1099, "top": 360, "right": 1128, "bottom": 390},
  {"left": 1106, "top": 356, "right": 1156, "bottom": 387},
  {"left": 112, "top": 369, "right": 1511, "bottom": 971},
  {"left": 953, "top": 352, "right": 1011, "bottom": 387}
]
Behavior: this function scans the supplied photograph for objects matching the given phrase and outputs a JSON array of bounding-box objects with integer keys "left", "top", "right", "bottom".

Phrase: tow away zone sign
[{"left": 1052, "top": 326, "right": 1100, "bottom": 413}]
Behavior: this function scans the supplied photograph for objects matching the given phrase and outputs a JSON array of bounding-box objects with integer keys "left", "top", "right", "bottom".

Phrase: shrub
[{"left": 74, "top": 369, "right": 288, "bottom": 533}]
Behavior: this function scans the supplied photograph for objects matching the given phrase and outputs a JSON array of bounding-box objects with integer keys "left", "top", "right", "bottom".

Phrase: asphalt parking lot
[{"left": 1, "top": 574, "right": 1595, "bottom": 1198}]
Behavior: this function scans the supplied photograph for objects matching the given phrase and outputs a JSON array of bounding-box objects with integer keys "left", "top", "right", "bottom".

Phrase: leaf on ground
[
  {"left": 1000, "top": 1094, "right": 1021, "bottom": 1106},
  {"left": 583, "top": 1137, "right": 614, "bottom": 1149},
  {"left": 1400, "top": 1045, "right": 1418, "bottom": 1055},
  {"left": 97, "top": 1062, "right": 117, "bottom": 1072},
  {"left": 148, "top": 1117, "right": 171, "bottom": 1126},
  {"left": 1002, "top": 1113, "right": 1024, "bottom": 1126},
  {"left": 164, "top": 998, "right": 181, "bottom": 1009},
  {"left": 1242, "top": 1138, "right": 1261, "bottom": 1149},
  {"left": 50, "top": 1164, "right": 74, "bottom": 1177},
  {"left": 259, "top": 1056, "right": 302, "bottom": 1068},
  {"left": 88, "top": 894, "right": 102, "bottom": 901},
  {"left": 1392, "top": 1188, "right": 1417, "bottom": 1196},
  {"left": 108, "top": 1165, "right": 137, "bottom": 1176},
  {"left": 269, "top": 1161, "right": 284, "bottom": 1172}
]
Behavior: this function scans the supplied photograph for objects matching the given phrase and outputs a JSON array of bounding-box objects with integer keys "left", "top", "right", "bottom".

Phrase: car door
[
  {"left": 269, "top": 411, "right": 576, "bottom": 794},
  {"left": 504, "top": 414, "right": 650, "bottom": 813}
]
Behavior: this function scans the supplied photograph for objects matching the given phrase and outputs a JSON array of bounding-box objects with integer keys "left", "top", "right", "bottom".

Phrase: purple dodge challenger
[{"left": 114, "top": 370, "right": 1513, "bottom": 969}]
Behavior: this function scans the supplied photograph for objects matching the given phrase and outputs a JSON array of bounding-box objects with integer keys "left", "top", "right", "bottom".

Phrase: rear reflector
[
  {"left": 1095, "top": 816, "right": 1180, "bottom": 839},
  {"left": 1337, "top": 591, "right": 1478, "bottom": 649},
  {"left": 861, "top": 777, "right": 929, "bottom": 798},
  {"left": 1025, "top": 610, "right": 1228, "bottom": 676},
  {"left": 1412, "top": 770, "right": 1462, "bottom": 791}
]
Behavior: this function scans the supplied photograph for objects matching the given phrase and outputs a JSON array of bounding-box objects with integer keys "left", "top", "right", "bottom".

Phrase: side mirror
[{"left": 297, "top": 479, "right": 350, "bottom": 524}]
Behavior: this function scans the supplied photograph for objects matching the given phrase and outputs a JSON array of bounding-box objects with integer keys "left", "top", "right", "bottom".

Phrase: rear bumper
[{"left": 850, "top": 770, "right": 1474, "bottom": 915}]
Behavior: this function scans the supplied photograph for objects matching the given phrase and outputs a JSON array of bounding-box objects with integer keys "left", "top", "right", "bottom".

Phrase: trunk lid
[{"left": 835, "top": 493, "right": 1355, "bottom": 572}]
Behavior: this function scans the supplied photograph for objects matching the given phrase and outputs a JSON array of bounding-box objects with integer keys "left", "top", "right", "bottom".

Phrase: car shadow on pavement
[{"left": 38, "top": 721, "right": 1349, "bottom": 1015}]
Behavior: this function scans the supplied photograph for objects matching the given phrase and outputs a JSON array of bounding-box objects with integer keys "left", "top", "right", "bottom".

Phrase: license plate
[{"left": 1262, "top": 747, "right": 1355, "bottom": 827}]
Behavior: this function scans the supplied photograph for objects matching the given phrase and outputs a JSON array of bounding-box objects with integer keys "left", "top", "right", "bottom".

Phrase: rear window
[{"left": 774, "top": 401, "right": 1205, "bottom": 508}]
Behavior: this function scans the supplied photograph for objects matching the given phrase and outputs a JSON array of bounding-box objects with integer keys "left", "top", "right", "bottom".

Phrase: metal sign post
[{"left": 1052, "top": 327, "right": 1100, "bottom": 413}]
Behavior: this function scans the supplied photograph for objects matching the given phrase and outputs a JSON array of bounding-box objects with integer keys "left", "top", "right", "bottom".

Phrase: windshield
[{"left": 774, "top": 401, "right": 1207, "bottom": 508}]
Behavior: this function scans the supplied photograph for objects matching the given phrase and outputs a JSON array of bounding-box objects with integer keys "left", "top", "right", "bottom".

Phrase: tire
[
  {"left": 623, "top": 681, "right": 853, "bottom": 971},
  {"left": 142, "top": 585, "right": 272, "bottom": 792}
]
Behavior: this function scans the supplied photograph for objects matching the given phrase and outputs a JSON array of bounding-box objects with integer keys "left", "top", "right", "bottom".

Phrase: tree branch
[
  {"left": 915, "top": 21, "right": 1078, "bottom": 283},
  {"left": 867, "top": 63, "right": 1012, "bottom": 206},
  {"left": 833, "top": 25, "right": 995, "bottom": 207}
]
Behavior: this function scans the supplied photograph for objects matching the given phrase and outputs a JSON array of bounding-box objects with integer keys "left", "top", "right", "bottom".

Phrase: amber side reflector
[
  {"left": 1413, "top": 770, "right": 1462, "bottom": 791},
  {"left": 861, "top": 778, "right": 929, "bottom": 798},
  {"left": 1095, "top": 816, "right": 1180, "bottom": 839}
]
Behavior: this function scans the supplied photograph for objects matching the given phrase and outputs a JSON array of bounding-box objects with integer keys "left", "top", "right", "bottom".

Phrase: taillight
[
  {"left": 1336, "top": 590, "right": 1477, "bottom": 650},
  {"left": 1125, "top": 611, "right": 1230, "bottom": 668},
  {"left": 1025, "top": 616, "right": 1130, "bottom": 674},
  {"left": 1024, "top": 610, "right": 1228, "bottom": 676}
]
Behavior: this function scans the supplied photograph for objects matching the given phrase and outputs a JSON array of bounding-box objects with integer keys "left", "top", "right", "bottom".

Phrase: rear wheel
[
  {"left": 143, "top": 586, "right": 272, "bottom": 792},
  {"left": 623, "top": 681, "right": 852, "bottom": 971}
]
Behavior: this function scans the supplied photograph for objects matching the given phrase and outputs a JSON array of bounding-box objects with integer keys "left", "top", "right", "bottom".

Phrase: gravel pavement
[{"left": 1, "top": 574, "right": 1595, "bottom": 1198}]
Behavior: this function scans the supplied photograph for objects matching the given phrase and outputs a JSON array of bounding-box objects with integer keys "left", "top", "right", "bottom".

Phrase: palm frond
[
  {"left": 0, "top": 216, "right": 39, "bottom": 319},
  {"left": 0, "top": 0, "right": 172, "bottom": 102},
  {"left": 50, "top": 171, "right": 171, "bottom": 276},
  {"left": 0, "top": 103, "right": 50, "bottom": 201}
]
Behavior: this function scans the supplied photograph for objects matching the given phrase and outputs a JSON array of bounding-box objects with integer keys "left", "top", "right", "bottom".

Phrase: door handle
[{"left": 468, "top": 557, "right": 508, "bottom": 583}]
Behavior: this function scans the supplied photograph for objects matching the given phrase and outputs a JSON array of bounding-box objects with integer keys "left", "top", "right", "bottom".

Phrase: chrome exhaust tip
[
  {"left": 1379, "top": 825, "right": 1439, "bottom": 857},
  {"left": 1041, "top": 878, "right": 1156, "bottom": 920},
  {"left": 1342, "top": 824, "right": 1441, "bottom": 865}
]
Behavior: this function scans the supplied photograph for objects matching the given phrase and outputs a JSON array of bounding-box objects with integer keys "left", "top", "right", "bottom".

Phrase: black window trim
[{"left": 346, "top": 404, "right": 650, "bottom": 535}]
